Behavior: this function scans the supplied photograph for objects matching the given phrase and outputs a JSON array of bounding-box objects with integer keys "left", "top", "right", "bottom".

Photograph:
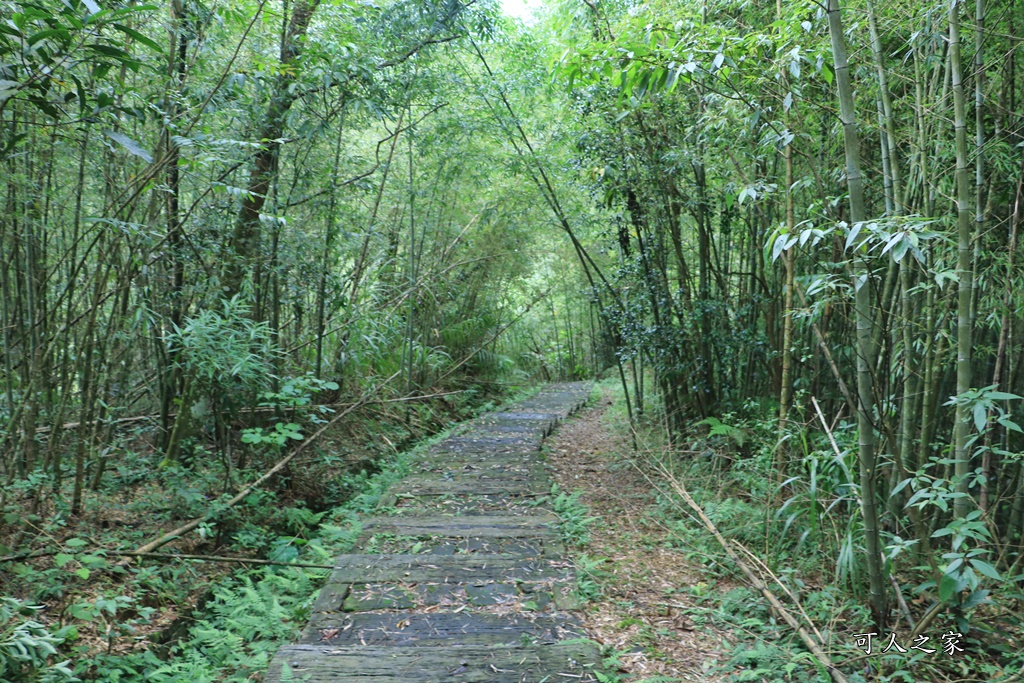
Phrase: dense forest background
[{"left": 2, "top": 0, "right": 1023, "bottom": 679}]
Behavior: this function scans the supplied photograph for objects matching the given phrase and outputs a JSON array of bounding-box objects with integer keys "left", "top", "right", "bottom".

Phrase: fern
[
  {"left": 548, "top": 485, "right": 599, "bottom": 546},
  {"left": 0, "top": 598, "right": 77, "bottom": 683},
  {"left": 695, "top": 416, "right": 747, "bottom": 448}
]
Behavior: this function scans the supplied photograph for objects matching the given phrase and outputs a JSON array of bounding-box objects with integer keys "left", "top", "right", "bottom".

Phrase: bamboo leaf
[
  {"left": 113, "top": 24, "right": 162, "bottom": 52},
  {"left": 844, "top": 222, "right": 862, "bottom": 251},
  {"left": 973, "top": 402, "right": 988, "bottom": 432},
  {"left": 104, "top": 130, "right": 153, "bottom": 162}
]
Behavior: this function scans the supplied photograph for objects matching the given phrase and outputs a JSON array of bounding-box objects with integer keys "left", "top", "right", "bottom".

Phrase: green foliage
[
  {"left": 0, "top": 598, "right": 77, "bottom": 683},
  {"left": 258, "top": 375, "right": 340, "bottom": 417},
  {"left": 726, "top": 640, "right": 829, "bottom": 683},
  {"left": 574, "top": 553, "right": 608, "bottom": 602},
  {"left": 167, "top": 297, "right": 275, "bottom": 396},
  {"left": 85, "top": 570, "right": 314, "bottom": 682},
  {"left": 544, "top": 483, "right": 599, "bottom": 546},
  {"left": 241, "top": 422, "right": 304, "bottom": 448},
  {"left": 0, "top": 0, "right": 158, "bottom": 123},
  {"left": 695, "top": 415, "right": 748, "bottom": 449}
]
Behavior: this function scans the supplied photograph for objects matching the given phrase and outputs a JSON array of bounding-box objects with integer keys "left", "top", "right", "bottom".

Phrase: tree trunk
[
  {"left": 221, "top": 0, "right": 321, "bottom": 299},
  {"left": 826, "top": 0, "right": 888, "bottom": 630},
  {"left": 950, "top": 0, "right": 976, "bottom": 519}
]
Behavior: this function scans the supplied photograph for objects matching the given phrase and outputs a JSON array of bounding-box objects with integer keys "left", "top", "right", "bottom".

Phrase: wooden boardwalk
[{"left": 265, "top": 382, "right": 602, "bottom": 683}]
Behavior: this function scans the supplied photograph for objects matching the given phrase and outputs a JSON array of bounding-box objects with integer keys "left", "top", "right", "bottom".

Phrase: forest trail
[{"left": 264, "top": 382, "right": 601, "bottom": 683}]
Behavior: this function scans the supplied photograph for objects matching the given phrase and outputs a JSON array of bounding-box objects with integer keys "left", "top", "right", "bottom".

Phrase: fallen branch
[
  {"left": 0, "top": 547, "right": 336, "bottom": 570},
  {"left": 130, "top": 371, "right": 401, "bottom": 557},
  {"left": 32, "top": 388, "right": 466, "bottom": 434},
  {"left": 121, "top": 551, "right": 335, "bottom": 569},
  {"left": 657, "top": 465, "right": 850, "bottom": 683}
]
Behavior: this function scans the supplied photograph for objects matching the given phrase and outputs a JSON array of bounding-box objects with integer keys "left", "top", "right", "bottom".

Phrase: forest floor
[
  {"left": 0, "top": 390, "right": 504, "bottom": 672},
  {"left": 546, "top": 386, "right": 732, "bottom": 681}
]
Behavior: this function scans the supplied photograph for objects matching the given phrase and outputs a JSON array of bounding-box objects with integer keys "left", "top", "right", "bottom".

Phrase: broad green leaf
[
  {"left": 987, "top": 390, "right": 1021, "bottom": 401},
  {"left": 938, "top": 572, "right": 959, "bottom": 602},
  {"left": 969, "top": 559, "right": 1001, "bottom": 581},
  {"left": 892, "top": 238, "right": 909, "bottom": 263},
  {"left": 962, "top": 589, "right": 989, "bottom": 609},
  {"left": 104, "top": 130, "right": 153, "bottom": 163},
  {"left": 973, "top": 402, "right": 988, "bottom": 432},
  {"left": 771, "top": 233, "right": 787, "bottom": 262},
  {"left": 844, "top": 222, "right": 862, "bottom": 251},
  {"left": 113, "top": 24, "right": 162, "bottom": 52}
]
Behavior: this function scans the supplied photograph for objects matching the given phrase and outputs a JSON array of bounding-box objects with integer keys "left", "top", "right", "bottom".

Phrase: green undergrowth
[
  {"left": 2, "top": 384, "right": 547, "bottom": 682},
  {"left": 66, "top": 437, "right": 419, "bottom": 681},
  {"left": 593, "top": 376, "right": 1017, "bottom": 683},
  {"left": 542, "top": 483, "right": 605, "bottom": 603},
  {"left": 536, "top": 388, "right": 606, "bottom": 607},
  {"left": 79, "top": 386, "right": 549, "bottom": 681}
]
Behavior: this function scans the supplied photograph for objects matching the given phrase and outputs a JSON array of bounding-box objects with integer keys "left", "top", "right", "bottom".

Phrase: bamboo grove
[
  {"left": 553, "top": 0, "right": 1024, "bottom": 634},
  {"left": 3, "top": 0, "right": 1024, "bottom": 668},
  {"left": 0, "top": 0, "right": 599, "bottom": 533}
]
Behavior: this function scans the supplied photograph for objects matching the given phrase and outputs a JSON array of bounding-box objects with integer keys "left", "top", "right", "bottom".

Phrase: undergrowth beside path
[
  {"left": 2, "top": 386, "right": 538, "bottom": 682},
  {"left": 545, "top": 381, "right": 731, "bottom": 682},
  {"left": 546, "top": 378, "right": 1015, "bottom": 683}
]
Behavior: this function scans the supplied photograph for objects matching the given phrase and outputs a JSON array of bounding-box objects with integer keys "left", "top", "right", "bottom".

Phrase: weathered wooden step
[
  {"left": 472, "top": 411, "right": 559, "bottom": 431},
  {"left": 326, "top": 554, "right": 572, "bottom": 584},
  {"left": 264, "top": 642, "right": 602, "bottom": 683},
  {"left": 410, "top": 459, "right": 544, "bottom": 476},
  {"left": 298, "top": 611, "right": 585, "bottom": 646},
  {"left": 478, "top": 411, "right": 561, "bottom": 419},
  {"left": 458, "top": 424, "right": 549, "bottom": 439},
  {"left": 414, "top": 452, "right": 546, "bottom": 469},
  {"left": 338, "top": 578, "right": 579, "bottom": 612},
  {"left": 401, "top": 468, "right": 546, "bottom": 489},
  {"left": 424, "top": 445, "right": 542, "bottom": 459},
  {"left": 392, "top": 493, "right": 547, "bottom": 517},
  {"left": 433, "top": 436, "right": 542, "bottom": 451},
  {"left": 362, "top": 514, "right": 558, "bottom": 538},
  {"left": 357, "top": 533, "right": 552, "bottom": 558},
  {"left": 387, "top": 477, "right": 546, "bottom": 496}
]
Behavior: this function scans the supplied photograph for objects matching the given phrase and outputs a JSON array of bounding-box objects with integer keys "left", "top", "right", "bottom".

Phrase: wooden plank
[
  {"left": 264, "top": 642, "right": 602, "bottom": 683},
  {"left": 355, "top": 531, "right": 564, "bottom": 559},
  {"left": 465, "top": 420, "right": 550, "bottom": 429},
  {"left": 387, "top": 479, "right": 545, "bottom": 496},
  {"left": 410, "top": 460, "right": 545, "bottom": 476},
  {"left": 392, "top": 494, "right": 549, "bottom": 518},
  {"left": 424, "top": 444, "right": 541, "bottom": 458},
  {"left": 355, "top": 531, "right": 548, "bottom": 556},
  {"left": 477, "top": 411, "right": 559, "bottom": 420},
  {"left": 339, "top": 582, "right": 564, "bottom": 611},
  {"left": 403, "top": 469, "right": 547, "bottom": 488},
  {"left": 412, "top": 455, "right": 546, "bottom": 471},
  {"left": 326, "top": 554, "right": 571, "bottom": 584},
  {"left": 362, "top": 515, "right": 559, "bottom": 538},
  {"left": 299, "top": 612, "right": 585, "bottom": 646}
]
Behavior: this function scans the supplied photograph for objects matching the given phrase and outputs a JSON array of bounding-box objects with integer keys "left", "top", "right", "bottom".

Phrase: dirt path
[{"left": 546, "top": 387, "right": 731, "bottom": 682}]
